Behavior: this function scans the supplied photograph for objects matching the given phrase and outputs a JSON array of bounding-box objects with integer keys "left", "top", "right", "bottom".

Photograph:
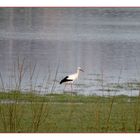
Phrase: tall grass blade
[
  {"left": 106, "top": 66, "right": 122, "bottom": 131},
  {"left": 51, "top": 61, "right": 60, "bottom": 93},
  {"left": 0, "top": 72, "right": 5, "bottom": 92}
]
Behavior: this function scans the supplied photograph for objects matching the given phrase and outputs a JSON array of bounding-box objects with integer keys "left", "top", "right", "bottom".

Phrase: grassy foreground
[{"left": 0, "top": 91, "right": 140, "bottom": 133}]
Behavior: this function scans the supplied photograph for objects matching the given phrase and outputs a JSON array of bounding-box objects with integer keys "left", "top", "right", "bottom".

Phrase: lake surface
[{"left": 1, "top": 8, "right": 140, "bottom": 96}]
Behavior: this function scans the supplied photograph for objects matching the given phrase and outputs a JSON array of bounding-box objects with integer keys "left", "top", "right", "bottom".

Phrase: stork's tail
[
  {"left": 60, "top": 76, "right": 68, "bottom": 84},
  {"left": 60, "top": 76, "right": 73, "bottom": 84}
]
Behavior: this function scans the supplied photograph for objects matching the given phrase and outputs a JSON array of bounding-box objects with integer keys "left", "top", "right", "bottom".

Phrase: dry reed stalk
[
  {"left": 29, "top": 62, "right": 37, "bottom": 92},
  {"left": 17, "top": 57, "right": 26, "bottom": 90},
  {"left": 51, "top": 61, "right": 60, "bottom": 93},
  {"left": 0, "top": 72, "right": 5, "bottom": 91},
  {"left": 0, "top": 106, "right": 7, "bottom": 131},
  {"left": 105, "top": 67, "right": 122, "bottom": 131}
]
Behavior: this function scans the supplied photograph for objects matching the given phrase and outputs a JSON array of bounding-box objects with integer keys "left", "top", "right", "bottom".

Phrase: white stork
[{"left": 60, "top": 67, "right": 84, "bottom": 91}]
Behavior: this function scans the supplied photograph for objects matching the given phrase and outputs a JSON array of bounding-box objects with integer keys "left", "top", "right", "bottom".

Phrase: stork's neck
[{"left": 77, "top": 69, "right": 80, "bottom": 76}]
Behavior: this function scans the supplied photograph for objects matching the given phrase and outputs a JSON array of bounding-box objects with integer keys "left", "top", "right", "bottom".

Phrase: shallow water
[{"left": 1, "top": 8, "right": 140, "bottom": 96}]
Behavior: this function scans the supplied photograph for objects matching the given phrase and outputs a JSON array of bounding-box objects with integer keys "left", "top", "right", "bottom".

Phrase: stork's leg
[
  {"left": 71, "top": 83, "right": 73, "bottom": 92},
  {"left": 64, "top": 83, "right": 67, "bottom": 91}
]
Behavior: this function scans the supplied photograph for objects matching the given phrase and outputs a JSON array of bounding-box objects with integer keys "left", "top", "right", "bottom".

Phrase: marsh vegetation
[
  {"left": 0, "top": 58, "right": 140, "bottom": 133},
  {"left": 0, "top": 91, "right": 140, "bottom": 132}
]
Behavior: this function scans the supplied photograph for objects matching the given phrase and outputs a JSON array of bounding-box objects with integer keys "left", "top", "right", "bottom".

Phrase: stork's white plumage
[{"left": 60, "top": 67, "right": 84, "bottom": 91}]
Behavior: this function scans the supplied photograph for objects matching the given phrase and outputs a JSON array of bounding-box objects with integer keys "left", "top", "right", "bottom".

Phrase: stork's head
[{"left": 77, "top": 67, "right": 84, "bottom": 72}]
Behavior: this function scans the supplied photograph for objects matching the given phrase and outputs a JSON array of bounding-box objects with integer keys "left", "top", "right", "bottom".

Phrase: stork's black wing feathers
[{"left": 60, "top": 76, "right": 73, "bottom": 84}]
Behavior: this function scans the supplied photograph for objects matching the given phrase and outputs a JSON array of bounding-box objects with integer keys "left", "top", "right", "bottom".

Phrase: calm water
[{"left": 1, "top": 8, "right": 140, "bottom": 96}]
